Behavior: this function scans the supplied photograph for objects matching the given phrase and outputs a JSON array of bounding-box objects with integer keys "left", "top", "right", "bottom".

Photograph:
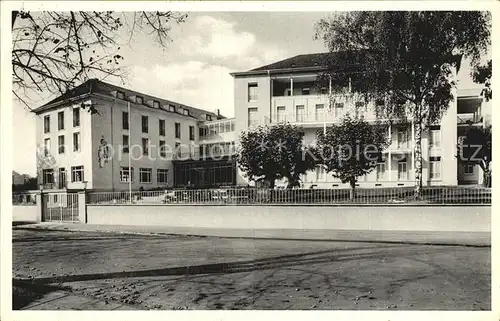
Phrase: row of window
[
  {"left": 116, "top": 91, "right": 192, "bottom": 117},
  {"left": 122, "top": 112, "right": 194, "bottom": 140},
  {"left": 44, "top": 109, "right": 80, "bottom": 133},
  {"left": 312, "top": 157, "right": 442, "bottom": 182},
  {"left": 42, "top": 166, "right": 84, "bottom": 185},
  {"left": 199, "top": 120, "right": 236, "bottom": 138},
  {"left": 44, "top": 132, "right": 81, "bottom": 156},
  {"left": 119, "top": 167, "right": 168, "bottom": 184}
]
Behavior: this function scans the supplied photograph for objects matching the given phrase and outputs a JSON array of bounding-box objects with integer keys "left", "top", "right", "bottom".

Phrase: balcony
[{"left": 173, "top": 143, "right": 237, "bottom": 162}]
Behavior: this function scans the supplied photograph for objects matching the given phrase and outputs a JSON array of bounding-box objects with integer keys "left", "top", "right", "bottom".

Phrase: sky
[{"left": 12, "top": 12, "right": 487, "bottom": 176}]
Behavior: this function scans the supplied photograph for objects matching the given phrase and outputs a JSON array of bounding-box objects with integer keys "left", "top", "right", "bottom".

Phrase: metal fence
[
  {"left": 87, "top": 186, "right": 491, "bottom": 205},
  {"left": 12, "top": 192, "right": 38, "bottom": 206}
]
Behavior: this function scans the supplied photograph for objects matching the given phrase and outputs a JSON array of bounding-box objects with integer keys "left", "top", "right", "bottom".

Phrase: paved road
[{"left": 12, "top": 227, "right": 490, "bottom": 310}]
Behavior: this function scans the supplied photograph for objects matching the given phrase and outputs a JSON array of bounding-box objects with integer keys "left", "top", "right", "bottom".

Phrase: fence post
[
  {"left": 78, "top": 192, "right": 87, "bottom": 223},
  {"left": 35, "top": 192, "right": 43, "bottom": 222}
]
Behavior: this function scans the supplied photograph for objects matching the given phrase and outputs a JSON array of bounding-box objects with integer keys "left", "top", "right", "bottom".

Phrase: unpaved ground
[{"left": 12, "top": 227, "right": 490, "bottom": 310}]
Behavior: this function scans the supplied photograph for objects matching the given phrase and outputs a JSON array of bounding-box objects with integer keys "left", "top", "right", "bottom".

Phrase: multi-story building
[
  {"left": 34, "top": 79, "right": 237, "bottom": 191},
  {"left": 231, "top": 52, "right": 491, "bottom": 188},
  {"left": 34, "top": 53, "right": 490, "bottom": 191}
]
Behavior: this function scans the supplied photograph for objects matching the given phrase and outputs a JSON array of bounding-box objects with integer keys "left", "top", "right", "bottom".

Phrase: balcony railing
[{"left": 457, "top": 113, "right": 483, "bottom": 125}]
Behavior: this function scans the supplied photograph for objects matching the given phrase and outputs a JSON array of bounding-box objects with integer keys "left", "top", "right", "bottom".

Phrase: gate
[{"left": 42, "top": 192, "right": 79, "bottom": 222}]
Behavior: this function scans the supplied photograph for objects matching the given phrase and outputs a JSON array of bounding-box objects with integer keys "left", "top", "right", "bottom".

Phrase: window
[
  {"left": 355, "top": 102, "right": 366, "bottom": 117},
  {"left": 58, "top": 135, "right": 65, "bottom": 154},
  {"left": 248, "top": 108, "right": 258, "bottom": 127},
  {"left": 397, "top": 129, "right": 409, "bottom": 149},
  {"left": 175, "top": 142, "right": 181, "bottom": 157},
  {"left": 122, "top": 111, "right": 129, "bottom": 130},
  {"left": 276, "top": 106, "right": 286, "bottom": 123},
  {"left": 44, "top": 115, "right": 50, "bottom": 133},
  {"left": 73, "top": 108, "right": 80, "bottom": 127},
  {"left": 119, "top": 166, "right": 133, "bottom": 183},
  {"left": 42, "top": 169, "right": 54, "bottom": 184},
  {"left": 335, "top": 103, "right": 344, "bottom": 118},
  {"left": 44, "top": 138, "right": 51, "bottom": 156},
  {"left": 122, "top": 135, "right": 129, "bottom": 153},
  {"left": 139, "top": 168, "right": 152, "bottom": 183},
  {"left": 157, "top": 169, "right": 168, "bottom": 184},
  {"left": 159, "top": 140, "right": 166, "bottom": 158},
  {"left": 153, "top": 100, "right": 160, "bottom": 108},
  {"left": 301, "top": 88, "right": 310, "bottom": 95},
  {"left": 117, "top": 91, "right": 125, "bottom": 99},
  {"left": 136, "top": 96, "right": 143, "bottom": 104},
  {"left": 376, "top": 162, "right": 386, "bottom": 181},
  {"left": 175, "top": 123, "right": 181, "bottom": 138},
  {"left": 315, "top": 104, "right": 324, "bottom": 121},
  {"left": 206, "top": 114, "right": 212, "bottom": 121},
  {"left": 141, "top": 115, "right": 148, "bottom": 133},
  {"left": 142, "top": 138, "right": 149, "bottom": 155},
  {"left": 58, "top": 168, "right": 66, "bottom": 189},
  {"left": 248, "top": 83, "right": 258, "bottom": 102},
  {"left": 158, "top": 119, "right": 165, "bottom": 136},
  {"left": 295, "top": 105, "right": 305, "bottom": 122},
  {"left": 189, "top": 126, "right": 195, "bottom": 141},
  {"left": 73, "top": 132, "right": 81, "bottom": 152},
  {"left": 429, "top": 130, "right": 441, "bottom": 148},
  {"left": 316, "top": 165, "right": 325, "bottom": 181},
  {"left": 71, "top": 166, "right": 84, "bottom": 182},
  {"left": 429, "top": 157, "right": 441, "bottom": 180},
  {"left": 398, "top": 160, "right": 408, "bottom": 181},
  {"left": 183, "top": 109, "right": 189, "bottom": 116},
  {"left": 464, "top": 163, "right": 474, "bottom": 174},
  {"left": 58, "top": 111, "right": 64, "bottom": 130}
]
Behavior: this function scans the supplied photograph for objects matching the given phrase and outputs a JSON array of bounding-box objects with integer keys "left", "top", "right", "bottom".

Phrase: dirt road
[{"left": 12, "top": 227, "right": 490, "bottom": 310}]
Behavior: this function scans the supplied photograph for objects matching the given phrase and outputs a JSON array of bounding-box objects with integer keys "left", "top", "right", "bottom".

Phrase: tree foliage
[
  {"left": 314, "top": 11, "right": 491, "bottom": 196},
  {"left": 237, "top": 123, "right": 317, "bottom": 188},
  {"left": 459, "top": 125, "right": 492, "bottom": 187},
  {"left": 316, "top": 115, "right": 389, "bottom": 198},
  {"left": 12, "top": 11, "right": 187, "bottom": 109},
  {"left": 472, "top": 59, "right": 492, "bottom": 101}
]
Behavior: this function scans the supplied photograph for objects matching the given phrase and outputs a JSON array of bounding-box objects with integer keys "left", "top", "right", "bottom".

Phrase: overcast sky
[{"left": 13, "top": 12, "right": 486, "bottom": 176}]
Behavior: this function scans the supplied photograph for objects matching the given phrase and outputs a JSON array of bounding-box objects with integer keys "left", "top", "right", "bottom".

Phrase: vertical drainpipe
[
  {"left": 111, "top": 95, "right": 115, "bottom": 192},
  {"left": 268, "top": 70, "right": 271, "bottom": 124}
]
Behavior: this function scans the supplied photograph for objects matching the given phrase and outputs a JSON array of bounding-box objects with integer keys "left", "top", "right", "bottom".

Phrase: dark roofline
[{"left": 32, "top": 79, "right": 224, "bottom": 119}]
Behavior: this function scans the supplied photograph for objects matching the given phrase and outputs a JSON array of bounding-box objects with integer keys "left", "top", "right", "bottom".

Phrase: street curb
[{"left": 16, "top": 224, "right": 491, "bottom": 247}]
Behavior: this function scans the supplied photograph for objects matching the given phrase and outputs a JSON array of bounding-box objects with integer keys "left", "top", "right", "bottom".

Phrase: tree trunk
[
  {"left": 349, "top": 178, "right": 356, "bottom": 201},
  {"left": 483, "top": 169, "right": 491, "bottom": 188},
  {"left": 414, "top": 119, "right": 423, "bottom": 199}
]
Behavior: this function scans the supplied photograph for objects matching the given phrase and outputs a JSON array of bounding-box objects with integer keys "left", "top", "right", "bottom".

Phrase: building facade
[
  {"left": 231, "top": 53, "right": 490, "bottom": 188},
  {"left": 34, "top": 79, "right": 236, "bottom": 191}
]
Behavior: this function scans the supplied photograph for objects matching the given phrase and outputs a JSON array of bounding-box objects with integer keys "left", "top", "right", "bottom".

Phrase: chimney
[{"left": 217, "top": 109, "right": 221, "bottom": 118}]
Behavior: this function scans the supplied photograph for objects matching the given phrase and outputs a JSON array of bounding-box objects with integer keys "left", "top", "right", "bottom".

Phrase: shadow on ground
[
  {"left": 12, "top": 279, "right": 72, "bottom": 310},
  {"left": 16, "top": 244, "right": 455, "bottom": 286}
]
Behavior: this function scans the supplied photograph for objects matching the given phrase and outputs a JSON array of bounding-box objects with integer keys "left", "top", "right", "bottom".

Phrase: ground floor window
[
  {"left": 464, "top": 163, "right": 475, "bottom": 174},
  {"left": 157, "top": 169, "right": 168, "bottom": 184},
  {"left": 120, "top": 166, "right": 134, "bottom": 182},
  {"left": 376, "top": 162, "right": 386, "bottom": 181},
  {"left": 139, "top": 168, "right": 152, "bottom": 183},
  {"left": 316, "top": 165, "right": 325, "bottom": 182},
  {"left": 397, "top": 160, "right": 407, "bottom": 181},
  {"left": 43, "top": 169, "right": 54, "bottom": 184},
  {"left": 71, "top": 166, "right": 84, "bottom": 182},
  {"left": 429, "top": 157, "right": 441, "bottom": 180},
  {"left": 174, "top": 160, "right": 236, "bottom": 188}
]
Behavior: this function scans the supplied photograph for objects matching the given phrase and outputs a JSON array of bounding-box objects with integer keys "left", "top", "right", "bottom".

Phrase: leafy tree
[
  {"left": 316, "top": 115, "right": 389, "bottom": 200},
  {"left": 472, "top": 59, "right": 492, "bottom": 101},
  {"left": 12, "top": 10, "right": 187, "bottom": 111},
  {"left": 315, "top": 11, "right": 491, "bottom": 198},
  {"left": 237, "top": 123, "right": 317, "bottom": 189},
  {"left": 459, "top": 125, "right": 492, "bottom": 187}
]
